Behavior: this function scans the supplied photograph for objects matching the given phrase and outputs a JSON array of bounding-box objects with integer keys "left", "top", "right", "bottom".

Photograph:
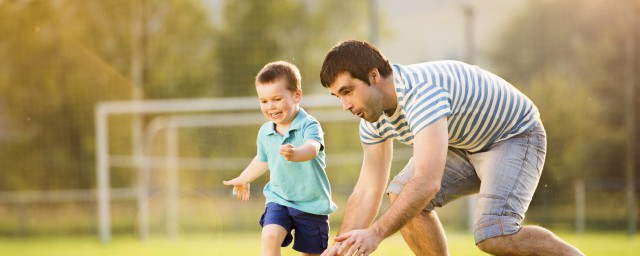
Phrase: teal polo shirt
[{"left": 257, "top": 108, "right": 337, "bottom": 215}]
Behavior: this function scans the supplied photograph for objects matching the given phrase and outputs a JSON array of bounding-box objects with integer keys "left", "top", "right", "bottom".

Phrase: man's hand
[
  {"left": 222, "top": 177, "right": 250, "bottom": 202},
  {"left": 334, "top": 228, "right": 382, "bottom": 256},
  {"left": 279, "top": 144, "right": 296, "bottom": 161},
  {"left": 321, "top": 242, "right": 342, "bottom": 256}
]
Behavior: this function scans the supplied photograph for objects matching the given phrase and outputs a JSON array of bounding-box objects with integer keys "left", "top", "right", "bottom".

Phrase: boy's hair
[
  {"left": 320, "top": 40, "right": 392, "bottom": 88},
  {"left": 255, "top": 61, "right": 302, "bottom": 92}
]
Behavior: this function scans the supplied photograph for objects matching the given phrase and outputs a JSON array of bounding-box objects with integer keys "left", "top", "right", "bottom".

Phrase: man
[{"left": 319, "top": 40, "right": 583, "bottom": 256}]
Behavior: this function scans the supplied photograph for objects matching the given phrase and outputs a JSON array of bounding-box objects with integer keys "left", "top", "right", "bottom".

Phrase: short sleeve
[
  {"left": 359, "top": 119, "right": 387, "bottom": 145},
  {"left": 256, "top": 129, "right": 268, "bottom": 162},
  {"left": 303, "top": 121, "right": 325, "bottom": 151}
]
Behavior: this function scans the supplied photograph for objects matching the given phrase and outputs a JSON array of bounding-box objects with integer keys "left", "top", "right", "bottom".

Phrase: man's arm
[
  {"left": 321, "top": 139, "right": 392, "bottom": 256},
  {"left": 370, "top": 116, "right": 448, "bottom": 238},
  {"left": 339, "top": 138, "right": 393, "bottom": 233},
  {"left": 334, "top": 117, "right": 448, "bottom": 255}
]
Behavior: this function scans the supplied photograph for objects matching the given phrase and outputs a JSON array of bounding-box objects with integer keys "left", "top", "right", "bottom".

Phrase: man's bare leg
[
  {"left": 477, "top": 225, "right": 584, "bottom": 256},
  {"left": 389, "top": 193, "right": 448, "bottom": 256}
]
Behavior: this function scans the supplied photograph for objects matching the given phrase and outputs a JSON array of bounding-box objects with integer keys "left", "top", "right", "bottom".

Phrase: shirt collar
[{"left": 265, "top": 107, "right": 308, "bottom": 136}]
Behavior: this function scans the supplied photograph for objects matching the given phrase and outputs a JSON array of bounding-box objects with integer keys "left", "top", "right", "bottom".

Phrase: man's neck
[{"left": 381, "top": 76, "right": 398, "bottom": 116}]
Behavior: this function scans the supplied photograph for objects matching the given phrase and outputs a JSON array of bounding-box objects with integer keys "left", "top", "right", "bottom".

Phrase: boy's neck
[{"left": 275, "top": 107, "right": 300, "bottom": 135}]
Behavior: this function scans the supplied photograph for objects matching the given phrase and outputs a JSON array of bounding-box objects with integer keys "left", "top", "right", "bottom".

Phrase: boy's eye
[
  {"left": 274, "top": 98, "right": 281, "bottom": 101},
  {"left": 260, "top": 100, "right": 267, "bottom": 104}
]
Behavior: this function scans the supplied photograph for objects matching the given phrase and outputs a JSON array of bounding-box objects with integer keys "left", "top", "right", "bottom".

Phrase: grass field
[{"left": 2, "top": 231, "right": 639, "bottom": 256}]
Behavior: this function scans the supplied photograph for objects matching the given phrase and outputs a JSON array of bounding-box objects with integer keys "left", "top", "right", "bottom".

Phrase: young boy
[{"left": 223, "top": 61, "right": 337, "bottom": 256}]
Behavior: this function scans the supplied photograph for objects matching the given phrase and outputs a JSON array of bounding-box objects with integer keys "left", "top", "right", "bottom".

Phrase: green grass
[{"left": 1, "top": 231, "right": 639, "bottom": 255}]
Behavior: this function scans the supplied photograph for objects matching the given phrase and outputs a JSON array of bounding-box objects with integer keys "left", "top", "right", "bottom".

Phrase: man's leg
[
  {"left": 470, "top": 122, "right": 583, "bottom": 255},
  {"left": 388, "top": 193, "right": 448, "bottom": 256},
  {"left": 477, "top": 225, "right": 584, "bottom": 256},
  {"left": 386, "top": 149, "right": 480, "bottom": 255}
]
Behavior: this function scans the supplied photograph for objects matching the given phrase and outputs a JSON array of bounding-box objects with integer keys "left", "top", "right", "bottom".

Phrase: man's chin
[{"left": 362, "top": 114, "right": 380, "bottom": 122}]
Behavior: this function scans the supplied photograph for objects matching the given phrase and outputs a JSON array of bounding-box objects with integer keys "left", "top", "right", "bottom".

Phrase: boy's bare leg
[
  {"left": 300, "top": 253, "right": 319, "bottom": 256},
  {"left": 262, "top": 224, "right": 288, "bottom": 256},
  {"left": 389, "top": 193, "right": 449, "bottom": 256},
  {"left": 477, "top": 225, "right": 584, "bottom": 256}
]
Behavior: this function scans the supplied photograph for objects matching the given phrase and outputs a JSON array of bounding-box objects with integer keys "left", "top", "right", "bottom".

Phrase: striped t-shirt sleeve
[
  {"left": 359, "top": 119, "right": 386, "bottom": 145},
  {"left": 404, "top": 82, "right": 452, "bottom": 135}
]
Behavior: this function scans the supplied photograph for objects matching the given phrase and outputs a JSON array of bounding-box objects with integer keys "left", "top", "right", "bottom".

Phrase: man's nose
[{"left": 341, "top": 98, "right": 352, "bottom": 111}]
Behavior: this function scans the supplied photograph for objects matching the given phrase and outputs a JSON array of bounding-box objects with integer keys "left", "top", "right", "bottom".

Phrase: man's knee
[
  {"left": 477, "top": 235, "right": 514, "bottom": 254},
  {"left": 476, "top": 230, "right": 536, "bottom": 255},
  {"left": 388, "top": 192, "right": 398, "bottom": 204}
]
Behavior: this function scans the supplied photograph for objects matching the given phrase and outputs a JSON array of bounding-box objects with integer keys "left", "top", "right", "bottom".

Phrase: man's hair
[
  {"left": 320, "top": 40, "right": 392, "bottom": 88},
  {"left": 255, "top": 61, "right": 302, "bottom": 92}
]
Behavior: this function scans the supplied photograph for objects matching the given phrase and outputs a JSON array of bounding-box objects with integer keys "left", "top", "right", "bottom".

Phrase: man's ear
[{"left": 368, "top": 69, "right": 380, "bottom": 85}]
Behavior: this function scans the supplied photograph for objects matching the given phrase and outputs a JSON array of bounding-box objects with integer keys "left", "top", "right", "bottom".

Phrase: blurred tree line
[
  {"left": 489, "top": 0, "right": 639, "bottom": 227},
  {"left": 0, "top": 0, "right": 367, "bottom": 192},
  {"left": 0, "top": 0, "right": 638, "bottom": 230}
]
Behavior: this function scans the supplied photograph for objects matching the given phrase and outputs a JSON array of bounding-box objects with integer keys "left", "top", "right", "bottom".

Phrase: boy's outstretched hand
[
  {"left": 279, "top": 144, "right": 296, "bottom": 161},
  {"left": 222, "top": 178, "right": 250, "bottom": 202}
]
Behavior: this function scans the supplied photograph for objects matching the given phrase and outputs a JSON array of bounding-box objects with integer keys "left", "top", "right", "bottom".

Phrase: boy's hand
[
  {"left": 222, "top": 178, "right": 250, "bottom": 202},
  {"left": 279, "top": 144, "right": 296, "bottom": 161}
]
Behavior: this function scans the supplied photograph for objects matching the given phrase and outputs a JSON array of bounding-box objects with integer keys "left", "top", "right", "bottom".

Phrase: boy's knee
[{"left": 262, "top": 225, "right": 286, "bottom": 241}]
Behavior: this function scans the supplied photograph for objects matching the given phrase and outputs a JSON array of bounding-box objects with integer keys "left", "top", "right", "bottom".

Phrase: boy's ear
[{"left": 294, "top": 89, "right": 302, "bottom": 103}]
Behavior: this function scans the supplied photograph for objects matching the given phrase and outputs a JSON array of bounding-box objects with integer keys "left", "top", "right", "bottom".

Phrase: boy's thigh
[
  {"left": 386, "top": 147, "right": 480, "bottom": 211},
  {"left": 259, "top": 202, "right": 294, "bottom": 246},
  {"left": 470, "top": 123, "right": 546, "bottom": 243},
  {"left": 289, "top": 208, "right": 329, "bottom": 254}
]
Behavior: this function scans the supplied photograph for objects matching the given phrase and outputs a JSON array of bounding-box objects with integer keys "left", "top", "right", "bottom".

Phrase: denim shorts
[
  {"left": 386, "top": 122, "right": 547, "bottom": 244},
  {"left": 259, "top": 202, "right": 330, "bottom": 254}
]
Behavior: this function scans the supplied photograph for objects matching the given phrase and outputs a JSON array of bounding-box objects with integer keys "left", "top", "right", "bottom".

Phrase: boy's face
[{"left": 256, "top": 79, "right": 301, "bottom": 126}]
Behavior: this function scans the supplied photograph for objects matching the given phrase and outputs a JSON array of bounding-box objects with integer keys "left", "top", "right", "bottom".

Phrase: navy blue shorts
[{"left": 259, "top": 202, "right": 329, "bottom": 254}]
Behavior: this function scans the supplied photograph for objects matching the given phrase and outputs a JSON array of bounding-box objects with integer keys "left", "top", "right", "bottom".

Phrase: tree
[
  {"left": 214, "top": 0, "right": 367, "bottom": 97},
  {"left": 488, "top": 0, "right": 640, "bottom": 220},
  {"left": 0, "top": 0, "right": 218, "bottom": 190}
]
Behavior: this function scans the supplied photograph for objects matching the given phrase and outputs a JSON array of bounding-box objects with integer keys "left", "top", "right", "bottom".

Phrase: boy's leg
[
  {"left": 471, "top": 123, "right": 583, "bottom": 255},
  {"left": 260, "top": 203, "right": 294, "bottom": 256},
  {"left": 261, "top": 224, "right": 288, "bottom": 256}
]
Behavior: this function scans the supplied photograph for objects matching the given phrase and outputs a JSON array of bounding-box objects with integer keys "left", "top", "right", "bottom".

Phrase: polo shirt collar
[{"left": 265, "top": 107, "right": 308, "bottom": 136}]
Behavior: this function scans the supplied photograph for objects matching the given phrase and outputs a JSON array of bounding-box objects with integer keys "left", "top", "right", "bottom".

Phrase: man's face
[{"left": 327, "top": 72, "right": 383, "bottom": 122}]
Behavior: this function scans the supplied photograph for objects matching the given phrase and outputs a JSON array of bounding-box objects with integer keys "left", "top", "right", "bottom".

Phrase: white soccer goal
[
  {"left": 94, "top": 94, "right": 481, "bottom": 244},
  {"left": 95, "top": 95, "right": 363, "bottom": 243}
]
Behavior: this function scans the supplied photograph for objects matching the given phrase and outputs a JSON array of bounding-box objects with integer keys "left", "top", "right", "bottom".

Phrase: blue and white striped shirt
[{"left": 359, "top": 60, "right": 540, "bottom": 153}]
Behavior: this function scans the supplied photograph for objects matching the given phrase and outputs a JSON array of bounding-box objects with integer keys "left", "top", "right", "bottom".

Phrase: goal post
[{"left": 94, "top": 95, "right": 350, "bottom": 243}]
